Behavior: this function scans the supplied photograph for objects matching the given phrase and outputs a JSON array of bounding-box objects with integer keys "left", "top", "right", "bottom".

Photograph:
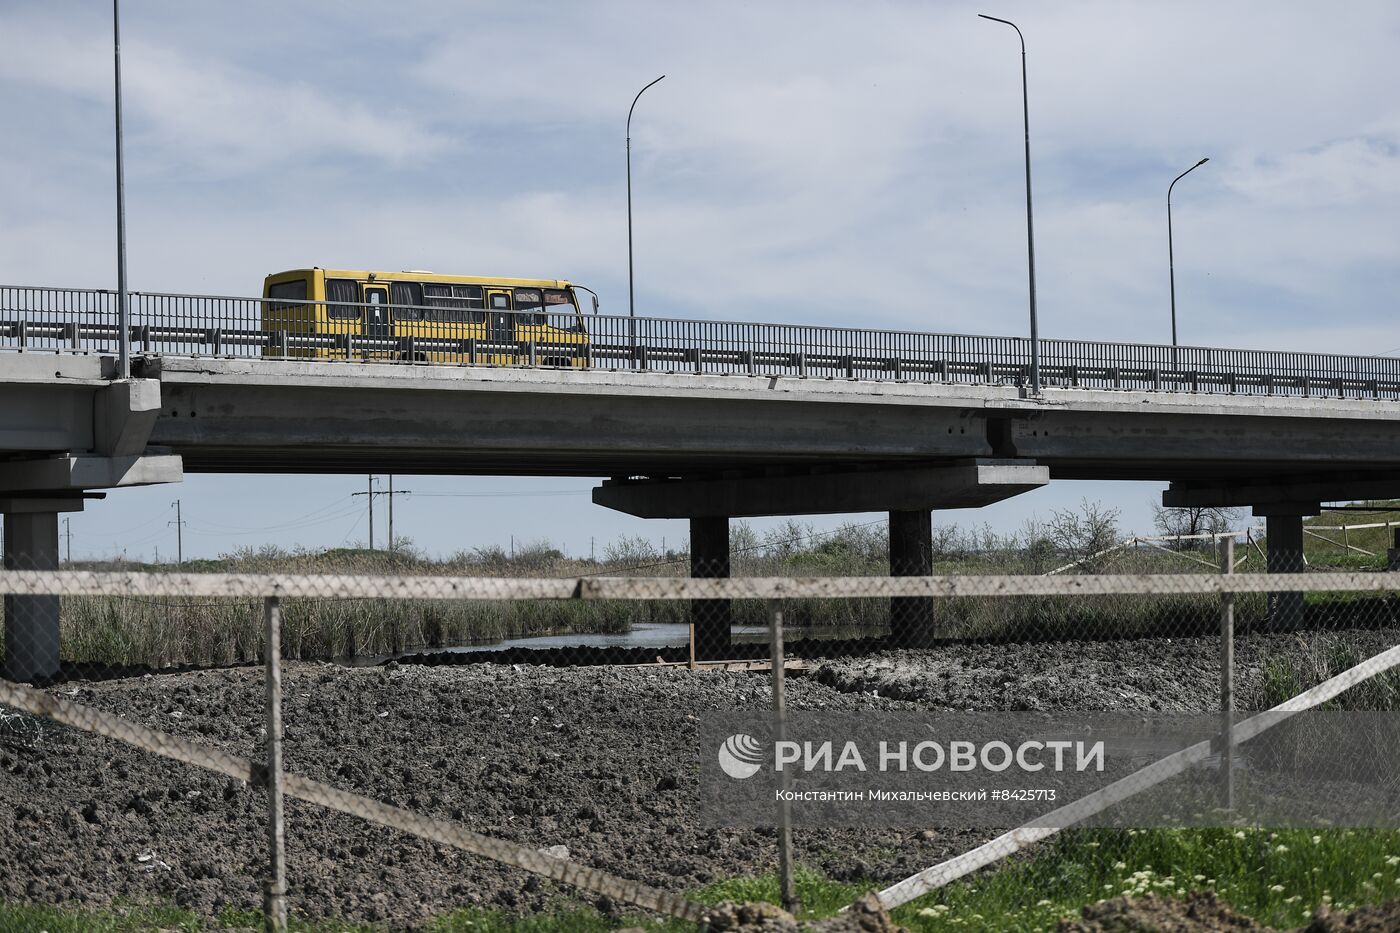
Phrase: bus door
[
  {"left": 485, "top": 288, "right": 515, "bottom": 363},
  {"left": 361, "top": 283, "right": 391, "bottom": 358}
]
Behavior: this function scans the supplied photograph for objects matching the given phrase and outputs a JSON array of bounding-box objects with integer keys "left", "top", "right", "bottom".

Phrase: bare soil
[{"left": 1, "top": 628, "right": 1393, "bottom": 928}]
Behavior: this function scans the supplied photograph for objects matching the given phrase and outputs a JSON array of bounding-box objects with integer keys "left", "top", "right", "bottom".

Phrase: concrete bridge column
[
  {"left": 2, "top": 504, "right": 66, "bottom": 682},
  {"left": 889, "top": 509, "right": 936, "bottom": 647},
  {"left": 690, "top": 516, "right": 731, "bottom": 659},
  {"left": 1262, "top": 510, "right": 1309, "bottom": 632}
]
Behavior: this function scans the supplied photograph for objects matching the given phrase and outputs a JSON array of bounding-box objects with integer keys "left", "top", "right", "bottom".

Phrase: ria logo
[{"left": 718, "top": 733, "right": 764, "bottom": 779}]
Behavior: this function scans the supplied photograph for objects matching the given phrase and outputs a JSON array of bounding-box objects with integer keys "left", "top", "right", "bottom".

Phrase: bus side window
[
  {"left": 325, "top": 278, "right": 361, "bottom": 320},
  {"left": 267, "top": 279, "right": 308, "bottom": 306},
  {"left": 391, "top": 282, "right": 423, "bottom": 320},
  {"left": 514, "top": 288, "right": 545, "bottom": 325},
  {"left": 425, "top": 283, "right": 486, "bottom": 323}
]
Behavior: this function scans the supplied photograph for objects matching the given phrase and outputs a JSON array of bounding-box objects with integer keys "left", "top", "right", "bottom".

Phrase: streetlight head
[{"left": 1197, "top": 157, "right": 1210, "bottom": 166}]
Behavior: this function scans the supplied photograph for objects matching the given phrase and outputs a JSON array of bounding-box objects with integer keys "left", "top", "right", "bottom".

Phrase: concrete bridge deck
[{"left": 3, "top": 349, "right": 1399, "bottom": 677}]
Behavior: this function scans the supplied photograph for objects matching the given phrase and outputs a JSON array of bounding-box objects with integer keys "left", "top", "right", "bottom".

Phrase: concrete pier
[
  {"left": 889, "top": 509, "right": 935, "bottom": 647},
  {"left": 1264, "top": 511, "right": 1307, "bottom": 631},
  {"left": 1, "top": 502, "right": 69, "bottom": 682},
  {"left": 689, "top": 516, "right": 731, "bottom": 659}
]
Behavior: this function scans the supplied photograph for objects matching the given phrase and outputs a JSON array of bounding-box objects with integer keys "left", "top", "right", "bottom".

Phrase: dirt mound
[
  {"left": 1059, "top": 894, "right": 1400, "bottom": 933},
  {"left": 1058, "top": 892, "right": 1270, "bottom": 932},
  {"left": 701, "top": 893, "right": 905, "bottom": 932},
  {"left": 1300, "top": 899, "right": 1400, "bottom": 932}
]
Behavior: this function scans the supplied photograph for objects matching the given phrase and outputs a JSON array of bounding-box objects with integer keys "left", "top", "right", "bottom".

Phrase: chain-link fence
[{"left": 3, "top": 550, "right": 1400, "bottom": 930}]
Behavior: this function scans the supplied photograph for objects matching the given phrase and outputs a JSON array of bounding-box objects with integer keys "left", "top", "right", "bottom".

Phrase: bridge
[{"left": 4, "top": 284, "right": 1400, "bottom": 677}]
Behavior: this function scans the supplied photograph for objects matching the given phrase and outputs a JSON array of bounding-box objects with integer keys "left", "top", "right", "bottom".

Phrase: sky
[{"left": 3, "top": 0, "right": 1399, "bottom": 561}]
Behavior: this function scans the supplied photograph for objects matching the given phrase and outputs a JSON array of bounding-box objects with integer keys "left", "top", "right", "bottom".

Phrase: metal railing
[{"left": 4, "top": 283, "right": 1400, "bottom": 399}]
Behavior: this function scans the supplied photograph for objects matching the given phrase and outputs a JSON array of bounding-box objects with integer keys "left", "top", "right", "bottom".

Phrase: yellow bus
[{"left": 261, "top": 267, "right": 594, "bottom": 366}]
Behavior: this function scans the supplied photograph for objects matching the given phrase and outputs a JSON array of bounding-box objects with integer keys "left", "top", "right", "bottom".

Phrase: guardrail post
[
  {"left": 65, "top": 323, "right": 80, "bottom": 351},
  {"left": 1219, "top": 537, "right": 1235, "bottom": 811},
  {"left": 466, "top": 338, "right": 477, "bottom": 364},
  {"left": 263, "top": 595, "right": 288, "bottom": 931},
  {"left": 768, "top": 600, "right": 799, "bottom": 914},
  {"left": 210, "top": 328, "right": 222, "bottom": 355},
  {"left": 16, "top": 319, "right": 25, "bottom": 349},
  {"left": 795, "top": 351, "right": 806, "bottom": 378}
]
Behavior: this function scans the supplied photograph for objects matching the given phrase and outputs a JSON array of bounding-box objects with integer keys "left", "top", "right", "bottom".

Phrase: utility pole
[
  {"left": 381, "top": 476, "right": 412, "bottom": 551},
  {"left": 168, "top": 500, "right": 185, "bottom": 565},
  {"left": 63, "top": 518, "right": 73, "bottom": 564},
  {"left": 352, "top": 476, "right": 408, "bottom": 551}
]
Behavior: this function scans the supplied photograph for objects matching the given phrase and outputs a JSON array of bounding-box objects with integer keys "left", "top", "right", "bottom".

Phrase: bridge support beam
[
  {"left": 1255, "top": 506, "right": 1316, "bottom": 632},
  {"left": 889, "top": 509, "right": 936, "bottom": 648},
  {"left": 2, "top": 498, "right": 83, "bottom": 682},
  {"left": 594, "top": 460, "right": 1048, "bottom": 519},
  {"left": 690, "top": 516, "right": 731, "bottom": 660}
]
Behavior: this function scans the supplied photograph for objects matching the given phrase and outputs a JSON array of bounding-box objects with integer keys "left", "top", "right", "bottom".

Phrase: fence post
[
  {"left": 1219, "top": 537, "right": 1235, "bottom": 811},
  {"left": 768, "top": 600, "right": 799, "bottom": 913},
  {"left": 264, "top": 596, "right": 288, "bottom": 931}
]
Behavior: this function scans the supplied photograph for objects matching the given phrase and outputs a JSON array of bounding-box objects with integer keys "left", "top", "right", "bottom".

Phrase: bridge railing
[{"left": 4, "top": 283, "right": 1400, "bottom": 399}]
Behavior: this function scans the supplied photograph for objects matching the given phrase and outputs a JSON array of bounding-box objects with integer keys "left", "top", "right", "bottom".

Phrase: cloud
[{"left": 0, "top": 10, "right": 445, "bottom": 175}]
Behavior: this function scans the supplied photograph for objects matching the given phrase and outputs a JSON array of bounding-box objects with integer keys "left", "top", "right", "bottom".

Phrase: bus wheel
[{"left": 541, "top": 356, "right": 569, "bottom": 368}]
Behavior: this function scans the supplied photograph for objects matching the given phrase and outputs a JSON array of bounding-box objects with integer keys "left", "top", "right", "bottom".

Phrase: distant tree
[
  {"left": 1150, "top": 503, "right": 1243, "bottom": 549},
  {"left": 604, "top": 534, "right": 659, "bottom": 567},
  {"left": 1047, "top": 499, "right": 1122, "bottom": 572}
]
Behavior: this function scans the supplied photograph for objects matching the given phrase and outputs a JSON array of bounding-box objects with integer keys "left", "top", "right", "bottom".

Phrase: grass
[
  {"left": 12, "top": 504, "right": 1400, "bottom": 669},
  {"left": 5, "top": 828, "right": 1400, "bottom": 931}
]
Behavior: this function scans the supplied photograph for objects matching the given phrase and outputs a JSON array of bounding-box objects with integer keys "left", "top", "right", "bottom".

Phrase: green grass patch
[
  {"left": 6, "top": 829, "right": 1400, "bottom": 931},
  {"left": 790, "top": 828, "right": 1400, "bottom": 932}
]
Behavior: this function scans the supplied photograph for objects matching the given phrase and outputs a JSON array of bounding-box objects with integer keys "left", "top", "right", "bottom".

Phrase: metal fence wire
[
  {"left": 6, "top": 283, "right": 1400, "bottom": 398},
  {"left": 2, "top": 560, "right": 1400, "bottom": 929}
]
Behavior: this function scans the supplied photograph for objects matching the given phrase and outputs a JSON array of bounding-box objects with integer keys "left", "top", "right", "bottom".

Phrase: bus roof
[{"left": 267, "top": 268, "right": 574, "bottom": 289}]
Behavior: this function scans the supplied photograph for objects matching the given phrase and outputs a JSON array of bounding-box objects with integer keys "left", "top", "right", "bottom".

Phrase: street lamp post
[
  {"left": 626, "top": 75, "right": 665, "bottom": 328},
  {"left": 113, "top": 0, "right": 131, "bottom": 379},
  {"left": 1168, "top": 157, "right": 1209, "bottom": 351},
  {"left": 978, "top": 14, "right": 1039, "bottom": 396}
]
